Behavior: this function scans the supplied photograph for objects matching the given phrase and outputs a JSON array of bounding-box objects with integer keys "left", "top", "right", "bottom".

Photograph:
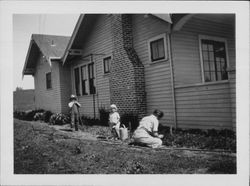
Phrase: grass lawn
[{"left": 14, "top": 119, "right": 236, "bottom": 174}]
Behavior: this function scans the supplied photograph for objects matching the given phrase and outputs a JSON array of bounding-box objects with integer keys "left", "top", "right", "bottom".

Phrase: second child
[{"left": 109, "top": 104, "right": 121, "bottom": 139}]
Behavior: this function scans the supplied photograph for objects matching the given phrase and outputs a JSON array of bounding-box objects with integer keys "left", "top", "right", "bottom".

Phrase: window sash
[
  {"left": 73, "top": 63, "right": 96, "bottom": 96},
  {"left": 81, "top": 66, "right": 88, "bottom": 95},
  {"left": 201, "top": 39, "right": 228, "bottom": 82},
  {"left": 150, "top": 38, "right": 165, "bottom": 61},
  {"left": 46, "top": 72, "right": 52, "bottom": 89},
  {"left": 88, "top": 63, "right": 96, "bottom": 94},
  {"left": 74, "top": 68, "right": 81, "bottom": 96},
  {"left": 103, "top": 57, "right": 111, "bottom": 73}
]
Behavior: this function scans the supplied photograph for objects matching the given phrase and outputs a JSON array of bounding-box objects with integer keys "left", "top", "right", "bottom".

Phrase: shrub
[
  {"left": 98, "top": 106, "right": 110, "bottom": 126},
  {"left": 14, "top": 110, "right": 26, "bottom": 120},
  {"left": 14, "top": 109, "right": 44, "bottom": 121},
  {"left": 33, "top": 112, "right": 44, "bottom": 121},
  {"left": 120, "top": 112, "right": 139, "bottom": 131},
  {"left": 49, "top": 113, "right": 70, "bottom": 125},
  {"left": 44, "top": 111, "right": 53, "bottom": 123}
]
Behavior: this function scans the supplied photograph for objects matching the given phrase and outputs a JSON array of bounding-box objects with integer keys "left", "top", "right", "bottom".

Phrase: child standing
[
  {"left": 68, "top": 94, "right": 81, "bottom": 131},
  {"left": 109, "top": 104, "right": 120, "bottom": 139}
]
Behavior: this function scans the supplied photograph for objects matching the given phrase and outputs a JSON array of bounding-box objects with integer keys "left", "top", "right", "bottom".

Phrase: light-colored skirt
[{"left": 132, "top": 128, "right": 162, "bottom": 148}]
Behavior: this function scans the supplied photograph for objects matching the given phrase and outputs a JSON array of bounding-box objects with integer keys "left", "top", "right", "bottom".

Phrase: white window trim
[
  {"left": 198, "top": 34, "right": 230, "bottom": 83},
  {"left": 102, "top": 55, "right": 112, "bottom": 75},
  {"left": 147, "top": 33, "right": 169, "bottom": 63},
  {"left": 72, "top": 61, "right": 96, "bottom": 96}
]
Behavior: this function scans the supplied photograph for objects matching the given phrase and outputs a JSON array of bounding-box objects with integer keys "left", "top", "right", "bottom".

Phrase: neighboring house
[
  {"left": 23, "top": 34, "right": 71, "bottom": 113},
  {"left": 23, "top": 14, "right": 235, "bottom": 130},
  {"left": 13, "top": 89, "right": 35, "bottom": 111}
]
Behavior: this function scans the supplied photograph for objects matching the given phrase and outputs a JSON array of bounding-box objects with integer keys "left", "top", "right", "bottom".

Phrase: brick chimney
[{"left": 110, "top": 14, "right": 146, "bottom": 119}]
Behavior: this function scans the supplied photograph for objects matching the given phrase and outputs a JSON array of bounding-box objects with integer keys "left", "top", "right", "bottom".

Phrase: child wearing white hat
[
  {"left": 68, "top": 94, "right": 81, "bottom": 131},
  {"left": 109, "top": 104, "right": 121, "bottom": 139}
]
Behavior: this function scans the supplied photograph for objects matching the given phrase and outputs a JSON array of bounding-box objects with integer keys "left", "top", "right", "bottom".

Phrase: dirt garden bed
[{"left": 14, "top": 119, "right": 236, "bottom": 174}]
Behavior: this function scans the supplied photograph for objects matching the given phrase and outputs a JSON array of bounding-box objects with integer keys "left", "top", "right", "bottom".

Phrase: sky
[{"left": 13, "top": 14, "right": 79, "bottom": 90}]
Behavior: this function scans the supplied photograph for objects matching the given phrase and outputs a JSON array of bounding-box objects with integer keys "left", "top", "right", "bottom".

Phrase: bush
[
  {"left": 33, "top": 112, "right": 44, "bottom": 121},
  {"left": 14, "top": 110, "right": 26, "bottom": 120},
  {"left": 49, "top": 113, "right": 70, "bottom": 125},
  {"left": 14, "top": 109, "right": 45, "bottom": 121},
  {"left": 120, "top": 112, "right": 139, "bottom": 131},
  {"left": 44, "top": 111, "right": 53, "bottom": 123},
  {"left": 98, "top": 106, "right": 110, "bottom": 126}
]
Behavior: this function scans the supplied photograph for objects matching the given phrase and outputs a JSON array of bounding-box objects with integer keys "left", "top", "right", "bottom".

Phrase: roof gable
[{"left": 23, "top": 34, "right": 70, "bottom": 75}]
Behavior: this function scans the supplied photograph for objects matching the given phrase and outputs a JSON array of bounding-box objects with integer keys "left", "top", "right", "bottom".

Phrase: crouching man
[{"left": 132, "top": 109, "right": 164, "bottom": 148}]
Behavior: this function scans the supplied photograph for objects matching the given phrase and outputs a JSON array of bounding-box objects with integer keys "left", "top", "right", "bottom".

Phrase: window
[
  {"left": 46, "top": 72, "right": 52, "bottom": 89},
  {"left": 73, "top": 63, "right": 96, "bottom": 96},
  {"left": 103, "top": 56, "right": 111, "bottom": 74},
  {"left": 148, "top": 34, "right": 168, "bottom": 62},
  {"left": 74, "top": 68, "right": 81, "bottom": 96},
  {"left": 81, "top": 65, "right": 88, "bottom": 95},
  {"left": 200, "top": 37, "right": 228, "bottom": 82},
  {"left": 88, "top": 63, "right": 96, "bottom": 94}
]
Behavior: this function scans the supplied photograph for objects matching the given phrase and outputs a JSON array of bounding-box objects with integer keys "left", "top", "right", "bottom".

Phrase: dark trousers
[{"left": 71, "top": 113, "right": 79, "bottom": 131}]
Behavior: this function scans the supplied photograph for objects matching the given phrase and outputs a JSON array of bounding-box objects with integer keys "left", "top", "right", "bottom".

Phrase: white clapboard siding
[
  {"left": 132, "top": 14, "right": 174, "bottom": 126},
  {"left": 34, "top": 53, "right": 62, "bottom": 113},
  {"left": 171, "top": 15, "right": 235, "bottom": 129},
  {"left": 70, "top": 15, "right": 112, "bottom": 118},
  {"left": 175, "top": 82, "right": 232, "bottom": 129},
  {"left": 59, "top": 64, "right": 72, "bottom": 114}
]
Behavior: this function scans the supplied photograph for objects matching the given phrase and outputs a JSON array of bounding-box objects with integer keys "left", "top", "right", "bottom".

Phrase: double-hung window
[
  {"left": 88, "top": 63, "right": 96, "bottom": 94},
  {"left": 148, "top": 34, "right": 168, "bottom": 63},
  {"left": 199, "top": 36, "right": 229, "bottom": 82},
  {"left": 81, "top": 65, "right": 88, "bottom": 95},
  {"left": 74, "top": 68, "right": 81, "bottom": 96},
  {"left": 46, "top": 72, "right": 52, "bottom": 89},
  {"left": 103, "top": 56, "right": 111, "bottom": 74},
  {"left": 73, "top": 63, "right": 96, "bottom": 96}
]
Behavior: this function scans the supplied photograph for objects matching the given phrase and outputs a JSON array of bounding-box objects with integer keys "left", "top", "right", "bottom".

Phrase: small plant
[
  {"left": 44, "top": 111, "right": 53, "bottom": 123},
  {"left": 33, "top": 112, "right": 44, "bottom": 121},
  {"left": 49, "top": 113, "right": 70, "bottom": 125},
  {"left": 14, "top": 110, "right": 26, "bottom": 120}
]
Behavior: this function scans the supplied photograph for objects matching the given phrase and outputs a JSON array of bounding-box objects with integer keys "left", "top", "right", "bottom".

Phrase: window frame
[
  {"left": 80, "top": 65, "right": 88, "bottom": 95},
  {"left": 73, "top": 62, "right": 96, "bottom": 96},
  {"left": 147, "top": 33, "right": 168, "bottom": 63},
  {"left": 103, "top": 56, "right": 112, "bottom": 74},
  {"left": 46, "top": 72, "right": 52, "bottom": 90},
  {"left": 198, "top": 35, "right": 230, "bottom": 83}
]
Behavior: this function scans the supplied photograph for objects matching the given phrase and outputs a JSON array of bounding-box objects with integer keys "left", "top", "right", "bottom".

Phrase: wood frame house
[
  {"left": 23, "top": 34, "right": 71, "bottom": 113},
  {"left": 23, "top": 14, "right": 235, "bottom": 129}
]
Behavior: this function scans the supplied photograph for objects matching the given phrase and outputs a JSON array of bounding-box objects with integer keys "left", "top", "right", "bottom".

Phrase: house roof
[
  {"left": 61, "top": 14, "right": 173, "bottom": 64},
  {"left": 23, "top": 34, "right": 70, "bottom": 75}
]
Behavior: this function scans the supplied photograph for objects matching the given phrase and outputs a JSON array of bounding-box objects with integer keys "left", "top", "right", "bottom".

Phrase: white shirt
[
  {"left": 68, "top": 101, "right": 81, "bottom": 108},
  {"left": 109, "top": 112, "right": 120, "bottom": 125},
  {"left": 138, "top": 114, "right": 159, "bottom": 132}
]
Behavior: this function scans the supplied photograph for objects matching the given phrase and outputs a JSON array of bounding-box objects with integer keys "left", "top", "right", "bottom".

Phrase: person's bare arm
[{"left": 152, "top": 131, "right": 164, "bottom": 138}]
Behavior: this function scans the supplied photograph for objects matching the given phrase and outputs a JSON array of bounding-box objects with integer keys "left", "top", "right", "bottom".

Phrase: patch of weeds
[
  {"left": 161, "top": 126, "right": 236, "bottom": 152},
  {"left": 207, "top": 159, "right": 236, "bottom": 174}
]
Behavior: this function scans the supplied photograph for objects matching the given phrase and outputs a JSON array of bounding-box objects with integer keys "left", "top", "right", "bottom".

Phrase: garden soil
[{"left": 14, "top": 119, "right": 236, "bottom": 174}]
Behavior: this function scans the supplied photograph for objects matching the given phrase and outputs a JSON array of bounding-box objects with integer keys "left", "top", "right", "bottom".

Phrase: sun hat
[
  {"left": 110, "top": 104, "right": 118, "bottom": 110},
  {"left": 70, "top": 94, "right": 77, "bottom": 100}
]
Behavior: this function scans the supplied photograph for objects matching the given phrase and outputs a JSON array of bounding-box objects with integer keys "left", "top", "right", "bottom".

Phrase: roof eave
[
  {"left": 62, "top": 14, "right": 85, "bottom": 65},
  {"left": 22, "top": 38, "right": 35, "bottom": 76}
]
